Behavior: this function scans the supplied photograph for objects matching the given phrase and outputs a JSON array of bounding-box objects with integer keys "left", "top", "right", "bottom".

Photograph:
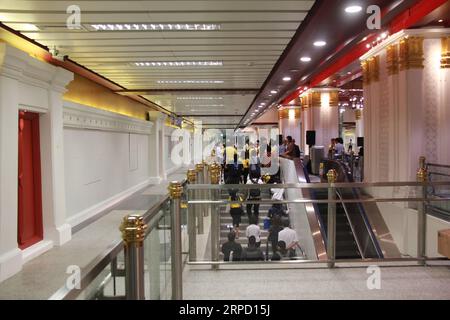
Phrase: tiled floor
[
  {"left": 0, "top": 168, "right": 188, "bottom": 300},
  {"left": 183, "top": 265, "right": 450, "bottom": 300}
]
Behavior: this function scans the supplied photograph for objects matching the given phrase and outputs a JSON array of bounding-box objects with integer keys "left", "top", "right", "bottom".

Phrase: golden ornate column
[
  {"left": 386, "top": 44, "right": 399, "bottom": 75},
  {"left": 362, "top": 60, "right": 370, "bottom": 85},
  {"left": 399, "top": 36, "right": 424, "bottom": 71},
  {"left": 442, "top": 37, "right": 450, "bottom": 69}
]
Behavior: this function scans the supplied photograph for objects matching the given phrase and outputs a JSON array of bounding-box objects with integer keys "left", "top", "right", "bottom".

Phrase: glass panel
[
  {"left": 144, "top": 200, "right": 172, "bottom": 300},
  {"left": 76, "top": 248, "right": 126, "bottom": 300}
]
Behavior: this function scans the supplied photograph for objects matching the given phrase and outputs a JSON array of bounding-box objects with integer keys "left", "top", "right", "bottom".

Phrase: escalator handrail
[
  {"left": 329, "top": 160, "right": 384, "bottom": 258},
  {"left": 335, "top": 189, "right": 365, "bottom": 259},
  {"left": 299, "top": 160, "right": 327, "bottom": 244}
]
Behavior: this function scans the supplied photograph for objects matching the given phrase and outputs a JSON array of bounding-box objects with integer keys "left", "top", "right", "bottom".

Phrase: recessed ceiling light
[
  {"left": 366, "top": 44, "right": 371, "bottom": 49},
  {"left": 345, "top": 5, "right": 363, "bottom": 13},
  {"left": 381, "top": 32, "right": 388, "bottom": 39},
  {"left": 134, "top": 61, "right": 222, "bottom": 67},
  {"left": 438, "top": 19, "right": 444, "bottom": 23},
  {"left": 270, "top": 90, "right": 278, "bottom": 94},
  {"left": 283, "top": 76, "right": 292, "bottom": 82},
  {"left": 268, "top": 94, "right": 273, "bottom": 97},
  {"left": 347, "top": 72, "right": 352, "bottom": 75},
  {"left": 91, "top": 23, "right": 221, "bottom": 31},
  {"left": 313, "top": 40, "right": 327, "bottom": 47},
  {"left": 362, "top": 37, "right": 368, "bottom": 41},
  {"left": 300, "top": 56, "right": 312, "bottom": 62}
]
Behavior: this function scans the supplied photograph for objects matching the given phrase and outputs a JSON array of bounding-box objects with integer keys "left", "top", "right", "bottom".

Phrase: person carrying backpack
[{"left": 246, "top": 166, "right": 263, "bottom": 223}]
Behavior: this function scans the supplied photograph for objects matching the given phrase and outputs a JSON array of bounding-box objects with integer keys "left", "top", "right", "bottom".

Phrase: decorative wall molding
[
  {"left": 0, "top": 44, "right": 72, "bottom": 94},
  {"left": 63, "top": 101, "right": 154, "bottom": 135},
  {"left": 361, "top": 28, "right": 450, "bottom": 61}
]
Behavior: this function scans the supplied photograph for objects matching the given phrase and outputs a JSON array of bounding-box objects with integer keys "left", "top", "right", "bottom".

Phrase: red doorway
[{"left": 18, "top": 111, "right": 43, "bottom": 250}]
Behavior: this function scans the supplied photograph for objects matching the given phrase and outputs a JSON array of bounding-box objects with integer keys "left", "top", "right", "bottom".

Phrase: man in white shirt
[
  {"left": 245, "top": 215, "right": 261, "bottom": 247},
  {"left": 278, "top": 220, "right": 299, "bottom": 252}
]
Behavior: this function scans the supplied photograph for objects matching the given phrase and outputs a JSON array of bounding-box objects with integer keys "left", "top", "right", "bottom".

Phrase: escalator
[{"left": 306, "top": 160, "right": 384, "bottom": 259}]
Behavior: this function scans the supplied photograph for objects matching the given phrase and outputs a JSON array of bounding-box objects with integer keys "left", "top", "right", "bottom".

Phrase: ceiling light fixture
[
  {"left": 438, "top": 19, "right": 444, "bottom": 23},
  {"left": 270, "top": 90, "right": 278, "bottom": 94},
  {"left": 314, "top": 40, "right": 327, "bottom": 47},
  {"left": 134, "top": 61, "right": 223, "bottom": 67},
  {"left": 345, "top": 5, "right": 363, "bottom": 13},
  {"left": 157, "top": 80, "right": 224, "bottom": 84},
  {"left": 283, "top": 76, "right": 292, "bottom": 82},
  {"left": 300, "top": 56, "right": 312, "bottom": 62},
  {"left": 176, "top": 97, "right": 223, "bottom": 100},
  {"left": 381, "top": 32, "right": 388, "bottom": 39},
  {"left": 91, "top": 23, "right": 221, "bottom": 31}
]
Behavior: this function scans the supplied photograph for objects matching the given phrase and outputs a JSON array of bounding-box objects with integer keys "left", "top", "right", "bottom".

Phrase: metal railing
[
  {"left": 51, "top": 157, "right": 450, "bottom": 300},
  {"left": 426, "top": 162, "right": 450, "bottom": 220},
  {"left": 49, "top": 192, "right": 175, "bottom": 300}
]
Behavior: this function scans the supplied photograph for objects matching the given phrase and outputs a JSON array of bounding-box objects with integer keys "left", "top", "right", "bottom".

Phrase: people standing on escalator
[
  {"left": 278, "top": 219, "right": 304, "bottom": 258},
  {"left": 241, "top": 149, "right": 250, "bottom": 184},
  {"left": 241, "top": 236, "right": 265, "bottom": 261},
  {"left": 267, "top": 215, "right": 283, "bottom": 256},
  {"left": 245, "top": 215, "right": 261, "bottom": 248},
  {"left": 292, "top": 139, "right": 301, "bottom": 158},
  {"left": 229, "top": 193, "right": 244, "bottom": 239},
  {"left": 282, "top": 136, "right": 295, "bottom": 158},
  {"left": 334, "top": 138, "right": 345, "bottom": 159},
  {"left": 221, "top": 231, "right": 242, "bottom": 261},
  {"left": 246, "top": 156, "right": 263, "bottom": 223}
]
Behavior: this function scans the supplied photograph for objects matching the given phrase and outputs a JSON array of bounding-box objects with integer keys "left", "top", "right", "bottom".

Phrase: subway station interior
[{"left": 0, "top": 0, "right": 450, "bottom": 300}]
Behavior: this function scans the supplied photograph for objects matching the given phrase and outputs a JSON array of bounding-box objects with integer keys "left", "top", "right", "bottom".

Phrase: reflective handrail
[
  {"left": 49, "top": 182, "right": 185, "bottom": 300},
  {"left": 335, "top": 189, "right": 365, "bottom": 259},
  {"left": 186, "top": 181, "right": 450, "bottom": 190}
]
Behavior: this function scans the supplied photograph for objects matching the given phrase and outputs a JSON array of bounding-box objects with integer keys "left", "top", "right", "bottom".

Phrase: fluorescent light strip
[
  {"left": 91, "top": 23, "right": 221, "bottom": 31},
  {"left": 176, "top": 97, "right": 223, "bottom": 100},
  {"left": 185, "top": 104, "right": 225, "bottom": 107},
  {"left": 157, "top": 80, "right": 224, "bottom": 84},
  {"left": 134, "top": 61, "right": 222, "bottom": 67}
]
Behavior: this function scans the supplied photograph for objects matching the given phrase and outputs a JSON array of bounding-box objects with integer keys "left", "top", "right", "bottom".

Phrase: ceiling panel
[{"left": 1, "top": 0, "right": 316, "bottom": 127}]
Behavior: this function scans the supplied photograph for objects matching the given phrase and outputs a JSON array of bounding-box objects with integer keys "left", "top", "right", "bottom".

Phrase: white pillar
[
  {"left": 40, "top": 69, "right": 74, "bottom": 246},
  {"left": 0, "top": 74, "right": 22, "bottom": 281}
]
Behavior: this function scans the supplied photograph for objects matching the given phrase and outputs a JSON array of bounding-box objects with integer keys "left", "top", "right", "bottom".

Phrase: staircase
[{"left": 219, "top": 190, "right": 273, "bottom": 260}]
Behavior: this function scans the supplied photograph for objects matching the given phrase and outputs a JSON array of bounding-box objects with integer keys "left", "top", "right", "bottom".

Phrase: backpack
[
  {"left": 294, "top": 144, "right": 301, "bottom": 158},
  {"left": 248, "top": 178, "right": 261, "bottom": 198},
  {"left": 226, "top": 164, "right": 240, "bottom": 184}
]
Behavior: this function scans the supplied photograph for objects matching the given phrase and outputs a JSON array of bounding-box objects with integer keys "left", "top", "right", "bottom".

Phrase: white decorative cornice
[
  {"left": 0, "top": 43, "right": 73, "bottom": 92},
  {"left": 63, "top": 101, "right": 153, "bottom": 135},
  {"left": 361, "top": 28, "right": 450, "bottom": 61}
]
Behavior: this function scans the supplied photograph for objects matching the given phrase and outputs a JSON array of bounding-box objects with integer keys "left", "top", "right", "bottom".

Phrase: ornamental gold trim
[
  {"left": 361, "top": 60, "right": 370, "bottom": 85},
  {"left": 442, "top": 37, "right": 450, "bottom": 69},
  {"left": 399, "top": 36, "right": 424, "bottom": 71},
  {"left": 368, "top": 56, "right": 380, "bottom": 83},
  {"left": 355, "top": 109, "right": 362, "bottom": 120},
  {"left": 278, "top": 108, "right": 301, "bottom": 119},
  {"left": 386, "top": 44, "right": 399, "bottom": 75},
  {"left": 329, "top": 90, "right": 339, "bottom": 107},
  {"left": 120, "top": 215, "right": 147, "bottom": 245}
]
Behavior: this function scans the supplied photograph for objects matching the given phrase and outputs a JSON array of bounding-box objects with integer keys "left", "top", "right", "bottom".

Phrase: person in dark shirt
[
  {"left": 241, "top": 236, "right": 265, "bottom": 261},
  {"left": 267, "top": 215, "right": 284, "bottom": 256},
  {"left": 221, "top": 231, "right": 242, "bottom": 261}
]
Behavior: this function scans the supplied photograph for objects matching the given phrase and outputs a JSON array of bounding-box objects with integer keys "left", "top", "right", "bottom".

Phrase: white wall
[
  {"left": 62, "top": 102, "right": 155, "bottom": 228},
  {"left": 64, "top": 129, "right": 149, "bottom": 218},
  {"left": 378, "top": 203, "right": 450, "bottom": 258}
]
